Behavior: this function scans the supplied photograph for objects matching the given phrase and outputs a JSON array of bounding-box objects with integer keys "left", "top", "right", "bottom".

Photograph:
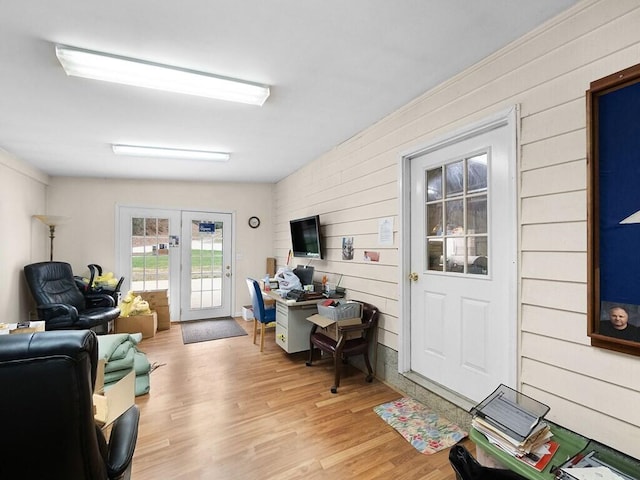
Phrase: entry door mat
[
  {"left": 373, "top": 397, "right": 467, "bottom": 454},
  {"left": 181, "top": 318, "right": 248, "bottom": 344}
]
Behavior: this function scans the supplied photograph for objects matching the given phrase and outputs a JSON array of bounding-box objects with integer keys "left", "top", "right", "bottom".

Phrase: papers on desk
[
  {"left": 561, "top": 468, "right": 626, "bottom": 480},
  {"left": 472, "top": 415, "right": 552, "bottom": 456},
  {"left": 471, "top": 384, "right": 552, "bottom": 460},
  {"left": 556, "top": 450, "right": 637, "bottom": 480}
]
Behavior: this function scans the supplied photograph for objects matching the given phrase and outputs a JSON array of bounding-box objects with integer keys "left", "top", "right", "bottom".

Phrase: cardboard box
[
  {"left": 306, "top": 314, "right": 363, "bottom": 341},
  {"left": 242, "top": 305, "right": 254, "bottom": 321},
  {"left": 0, "top": 320, "right": 46, "bottom": 335},
  {"left": 259, "top": 279, "right": 279, "bottom": 291},
  {"left": 134, "top": 289, "right": 168, "bottom": 307},
  {"left": 266, "top": 257, "right": 276, "bottom": 276},
  {"left": 155, "top": 305, "right": 171, "bottom": 330},
  {"left": 93, "top": 359, "right": 135, "bottom": 428},
  {"left": 115, "top": 311, "right": 157, "bottom": 339}
]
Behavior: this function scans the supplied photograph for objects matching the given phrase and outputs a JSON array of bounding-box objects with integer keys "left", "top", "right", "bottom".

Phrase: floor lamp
[{"left": 33, "top": 215, "right": 71, "bottom": 261}]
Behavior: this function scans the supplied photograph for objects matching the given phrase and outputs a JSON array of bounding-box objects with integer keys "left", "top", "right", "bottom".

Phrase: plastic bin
[{"left": 317, "top": 301, "right": 361, "bottom": 320}]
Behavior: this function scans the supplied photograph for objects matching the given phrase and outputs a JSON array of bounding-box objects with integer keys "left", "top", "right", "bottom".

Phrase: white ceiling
[{"left": 0, "top": 0, "right": 578, "bottom": 183}]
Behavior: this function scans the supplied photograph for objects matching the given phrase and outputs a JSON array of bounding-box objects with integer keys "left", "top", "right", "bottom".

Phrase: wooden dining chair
[
  {"left": 246, "top": 278, "right": 276, "bottom": 352},
  {"left": 306, "top": 301, "right": 379, "bottom": 393}
]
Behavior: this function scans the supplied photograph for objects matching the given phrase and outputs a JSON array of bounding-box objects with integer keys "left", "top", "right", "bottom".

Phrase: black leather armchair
[
  {"left": 0, "top": 330, "right": 140, "bottom": 480},
  {"left": 24, "top": 261, "right": 121, "bottom": 332}
]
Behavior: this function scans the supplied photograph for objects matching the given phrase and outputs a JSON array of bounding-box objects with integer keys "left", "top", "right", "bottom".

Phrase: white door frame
[
  {"left": 398, "top": 106, "right": 519, "bottom": 407},
  {"left": 115, "top": 205, "right": 236, "bottom": 323}
]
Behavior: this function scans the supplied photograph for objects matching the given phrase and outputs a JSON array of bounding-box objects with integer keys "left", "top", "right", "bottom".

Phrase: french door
[
  {"left": 117, "top": 207, "right": 233, "bottom": 322},
  {"left": 180, "top": 211, "right": 232, "bottom": 320}
]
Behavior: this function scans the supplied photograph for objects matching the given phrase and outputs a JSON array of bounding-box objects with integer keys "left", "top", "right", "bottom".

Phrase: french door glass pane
[
  {"left": 190, "top": 220, "right": 224, "bottom": 309},
  {"left": 427, "top": 239, "right": 443, "bottom": 271},
  {"left": 131, "top": 217, "right": 170, "bottom": 291},
  {"left": 445, "top": 160, "right": 464, "bottom": 197},
  {"left": 426, "top": 168, "right": 443, "bottom": 201},
  {"left": 468, "top": 237, "right": 488, "bottom": 275},
  {"left": 445, "top": 199, "right": 464, "bottom": 235},
  {"left": 427, "top": 203, "right": 443, "bottom": 237},
  {"left": 423, "top": 152, "right": 489, "bottom": 275},
  {"left": 467, "top": 196, "right": 487, "bottom": 234},
  {"left": 467, "top": 153, "right": 488, "bottom": 192}
]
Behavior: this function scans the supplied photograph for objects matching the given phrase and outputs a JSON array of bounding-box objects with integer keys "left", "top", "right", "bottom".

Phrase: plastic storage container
[{"left": 317, "top": 301, "right": 362, "bottom": 320}]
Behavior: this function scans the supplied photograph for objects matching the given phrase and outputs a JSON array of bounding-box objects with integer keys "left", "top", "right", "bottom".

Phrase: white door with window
[
  {"left": 117, "top": 207, "right": 233, "bottom": 322},
  {"left": 180, "top": 211, "right": 232, "bottom": 320},
  {"left": 408, "top": 111, "right": 517, "bottom": 403}
]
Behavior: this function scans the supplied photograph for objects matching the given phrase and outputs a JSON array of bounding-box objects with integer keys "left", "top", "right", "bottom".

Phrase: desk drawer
[{"left": 275, "top": 322, "right": 288, "bottom": 351}]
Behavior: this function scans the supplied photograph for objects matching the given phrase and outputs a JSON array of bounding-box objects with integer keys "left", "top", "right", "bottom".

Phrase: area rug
[
  {"left": 181, "top": 318, "right": 248, "bottom": 344},
  {"left": 373, "top": 397, "right": 467, "bottom": 454}
]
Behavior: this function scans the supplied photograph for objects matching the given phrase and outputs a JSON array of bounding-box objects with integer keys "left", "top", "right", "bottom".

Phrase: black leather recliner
[
  {"left": 0, "top": 330, "right": 140, "bottom": 480},
  {"left": 24, "top": 261, "right": 121, "bottom": 331}
]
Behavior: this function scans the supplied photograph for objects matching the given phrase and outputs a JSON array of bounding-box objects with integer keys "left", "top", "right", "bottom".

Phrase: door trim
[
  {"left": 115, "top": 205, "right": 236, "bottom": 323},
  {"left": 398, "top": 106, "right": 519, "bottom": 408}
]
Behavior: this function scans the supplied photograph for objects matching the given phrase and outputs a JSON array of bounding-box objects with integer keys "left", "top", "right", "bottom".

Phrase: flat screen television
[{"left": 289, "top": 215, "right": 323, "bottom": 259}]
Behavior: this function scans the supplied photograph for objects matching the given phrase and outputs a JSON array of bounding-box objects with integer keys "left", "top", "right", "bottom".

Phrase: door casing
[
  {"left": 398, "top": 106, "right": 519, "bottom": 408},
  {"left": 115, "top": 205, "right": 235, "bottom": 323}
]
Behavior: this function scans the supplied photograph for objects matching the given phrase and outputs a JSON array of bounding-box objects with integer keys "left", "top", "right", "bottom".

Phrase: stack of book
[{"left": 471, "top": 384, "right": 558, "bottom": 472}]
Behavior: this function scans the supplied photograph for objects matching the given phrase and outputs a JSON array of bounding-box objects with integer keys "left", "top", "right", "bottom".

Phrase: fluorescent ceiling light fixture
[
  {"left": 112, "top": 144, "right": 230, "bottom": 162},
  {"left": 55, "top": 44, "right": 270, "bottom": 106}
]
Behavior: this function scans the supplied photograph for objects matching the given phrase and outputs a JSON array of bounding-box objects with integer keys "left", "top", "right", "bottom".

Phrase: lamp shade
[{"left": 33, "top": 215, "right": 71, "bottom": 226}]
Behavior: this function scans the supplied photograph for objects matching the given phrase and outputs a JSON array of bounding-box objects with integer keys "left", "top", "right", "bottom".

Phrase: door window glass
[
  {"left": 131, "top": 217, "right": 170, "bottom": 290},
  {"left": 425, "top": 152, "right": 489, "bottom": 275},
  {"left": 190, "top": 219, "right": 224, "bottom": 309}
]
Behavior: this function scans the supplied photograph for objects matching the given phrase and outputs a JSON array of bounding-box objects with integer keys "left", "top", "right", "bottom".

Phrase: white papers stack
[{"left": 472, "top": 414, "right": 552, "bottom": 457}]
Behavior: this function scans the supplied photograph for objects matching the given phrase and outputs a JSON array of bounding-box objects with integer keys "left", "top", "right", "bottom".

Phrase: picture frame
[{"left": 587, "top": 62, "right": 640, "bottom": 356}]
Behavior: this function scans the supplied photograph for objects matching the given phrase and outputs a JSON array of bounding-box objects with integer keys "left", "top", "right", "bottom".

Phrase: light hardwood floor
[{"left": 131, "top": 318, "right": 472, "bottom": 479}]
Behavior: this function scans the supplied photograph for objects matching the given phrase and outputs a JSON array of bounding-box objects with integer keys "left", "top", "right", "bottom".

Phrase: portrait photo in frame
[{"left": 587, "top": 62, "right": 640, "bottom": 355}]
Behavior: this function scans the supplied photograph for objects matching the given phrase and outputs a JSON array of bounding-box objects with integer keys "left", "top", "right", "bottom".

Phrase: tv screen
[{"left": 290, "top": 215, "right": 323, "bottom": 259}]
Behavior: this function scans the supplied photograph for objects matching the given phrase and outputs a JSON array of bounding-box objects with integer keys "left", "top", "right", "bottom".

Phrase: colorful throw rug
[{"left": 373, "top": 397, "right": 467, "bottom": 454}]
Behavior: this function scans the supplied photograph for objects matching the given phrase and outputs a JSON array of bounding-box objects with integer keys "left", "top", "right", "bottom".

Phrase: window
[
  {"left": 425, "top": 152, "right": 489, "bottom": 275},
  {"left": 131, "top": 217, "right": 170, "bottom": 290}
]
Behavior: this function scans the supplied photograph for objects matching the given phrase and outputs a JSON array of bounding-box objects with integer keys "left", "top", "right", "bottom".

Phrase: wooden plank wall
[{"left": 274, "top": 0, "right": 640, "bottom": 458}]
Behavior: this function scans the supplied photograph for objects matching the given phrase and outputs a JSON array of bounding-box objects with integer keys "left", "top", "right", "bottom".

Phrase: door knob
[{"left": 409, "top": 272, "right": 418, "bottom": 281}]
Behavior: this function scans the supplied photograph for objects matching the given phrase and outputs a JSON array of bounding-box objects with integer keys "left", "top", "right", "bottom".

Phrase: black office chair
[
  {"left": 75, "top": 263, "right": 125, "bottom": 305},
  {"left": 0, "top": 330, "right": 140, "bottom": 480},
  {"left": 24, "top": 261, "right": 121, "bottom": 332},
  {"left": 449, "top": 445, "right": 528, "bottom": 480}
]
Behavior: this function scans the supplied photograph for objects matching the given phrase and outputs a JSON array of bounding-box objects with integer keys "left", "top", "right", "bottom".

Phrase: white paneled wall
[
  {"left": 274, "top": 0, "right": 640, "bottom": 458},
  {"left": 0, "top": 149, "right": 48, "bottom": 322}
]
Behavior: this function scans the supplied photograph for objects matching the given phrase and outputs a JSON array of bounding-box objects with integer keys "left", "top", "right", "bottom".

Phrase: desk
[{"left": 263, "top": 290, "right": 319, "bottom": 353}]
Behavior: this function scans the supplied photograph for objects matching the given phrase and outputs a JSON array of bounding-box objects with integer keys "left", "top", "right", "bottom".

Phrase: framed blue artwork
[{"left": 588, "top": 62, "right": 640, "bottom": 356}]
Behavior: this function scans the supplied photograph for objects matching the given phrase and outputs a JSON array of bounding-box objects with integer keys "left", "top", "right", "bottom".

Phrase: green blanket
[
  {"left": 97, "top": 333, "right": 142, "bottom": 362},
  {"left": 104, "top": 351, "right": 150, "bottom": 382},
  {"left": 98, "top": 333, "right": 151, "bottom": 396}
]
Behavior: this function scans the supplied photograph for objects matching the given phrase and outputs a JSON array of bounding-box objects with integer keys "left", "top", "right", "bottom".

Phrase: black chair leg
[
  {"left": 306, "top": 344, "right": 314, "bottom": 367},
  {"left": 363, "top": 352, "right": 374, "bottom": 382},
  {"left": 331, "top": 353, "right": 341, "bottom": 394}
]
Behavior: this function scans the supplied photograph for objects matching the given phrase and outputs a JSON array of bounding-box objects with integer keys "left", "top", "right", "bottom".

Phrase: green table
[
  {"left": 470, "top": 423, "right": 588, "bottom": 479},
  {"left": 470, "top": 423, "right": 640, "bottom": 480}
]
